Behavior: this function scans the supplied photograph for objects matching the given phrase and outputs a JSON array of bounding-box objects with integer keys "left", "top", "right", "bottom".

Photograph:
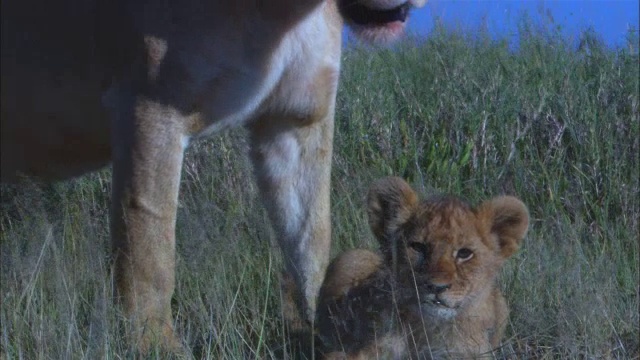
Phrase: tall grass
[{"left": 1, "top": 22, "right": 638, "bottom": 358}]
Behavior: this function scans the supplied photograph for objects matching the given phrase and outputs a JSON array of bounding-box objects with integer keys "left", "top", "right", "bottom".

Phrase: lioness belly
[
  {"left": 1, "top": 0, "right": 112, "bottom": 181},
  {"left": 1, "top": 64, "right": 111, "bottom": 181}
]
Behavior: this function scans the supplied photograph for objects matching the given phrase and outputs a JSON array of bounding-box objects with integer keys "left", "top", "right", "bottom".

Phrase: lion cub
[{"left": 315, "top": 177, "right": 529, "bottom": 359}]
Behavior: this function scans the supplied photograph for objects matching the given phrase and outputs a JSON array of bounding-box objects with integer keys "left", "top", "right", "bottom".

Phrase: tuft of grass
[{"left": 2, "top": 21, "right": 638, "bottom": 359}]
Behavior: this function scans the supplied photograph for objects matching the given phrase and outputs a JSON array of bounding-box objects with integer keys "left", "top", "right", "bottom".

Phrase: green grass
[{"left": 1, "top": 22, "right": 638, "bottom": 359}]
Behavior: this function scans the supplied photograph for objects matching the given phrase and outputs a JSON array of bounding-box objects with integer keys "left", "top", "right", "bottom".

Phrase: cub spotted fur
[{"left": 315, "top": 177, "right": 529, "bottom": 358}]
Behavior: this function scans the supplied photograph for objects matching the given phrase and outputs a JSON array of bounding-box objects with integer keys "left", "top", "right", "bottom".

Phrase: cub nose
[{"left": 427, "top": 283, "right": 451, "bottom": 294}]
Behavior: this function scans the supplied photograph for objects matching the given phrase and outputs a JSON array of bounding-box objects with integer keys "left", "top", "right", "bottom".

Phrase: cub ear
[
  {"left": 478, "top": 196, "right": 529, "bottom": 258},
  {"left": 367, "top": 177, "right": 418, "bottom": 245}
]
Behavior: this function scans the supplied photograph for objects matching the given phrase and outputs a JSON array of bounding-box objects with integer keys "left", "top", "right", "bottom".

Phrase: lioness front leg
[
  {"left": 110, "top": 97, "right": 188, "bottom": 351},
  {"left": 249, "top": 114, "right": 334, "bottom": 322}
]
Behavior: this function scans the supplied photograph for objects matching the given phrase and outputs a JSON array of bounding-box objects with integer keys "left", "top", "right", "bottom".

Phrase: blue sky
[{"left": 406, "top": 0, "right": 639, "bottom": 48}]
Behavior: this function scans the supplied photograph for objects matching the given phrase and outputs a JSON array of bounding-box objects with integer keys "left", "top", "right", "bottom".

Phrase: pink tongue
[{"left": 383, "top": 21, "right": 405, "bottom": 32}]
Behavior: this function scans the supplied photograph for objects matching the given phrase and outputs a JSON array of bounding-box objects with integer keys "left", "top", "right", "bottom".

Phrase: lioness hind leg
[{"left": 249, "top": 115, "right": 334, "bottom": 323}]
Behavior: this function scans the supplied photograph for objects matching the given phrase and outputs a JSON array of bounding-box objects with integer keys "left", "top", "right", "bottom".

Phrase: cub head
[
  {"left": 337, "top": 0, "right": 427, "bottom": 43},
  {"left": 367, "top": 177, "right": 529, "bottom": 320}
]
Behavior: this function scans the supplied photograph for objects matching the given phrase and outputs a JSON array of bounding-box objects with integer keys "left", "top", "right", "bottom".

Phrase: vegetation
[{"left": 1, "top": 21, "right": 638, "bottom": 359}]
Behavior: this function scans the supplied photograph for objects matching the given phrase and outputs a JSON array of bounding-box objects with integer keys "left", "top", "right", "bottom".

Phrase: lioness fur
[
  {"left": 1, "top": 0, "right": 424, "bottom": 352},
  {"left": 307, "top": 177, "right": 529, "bottom": 358}
]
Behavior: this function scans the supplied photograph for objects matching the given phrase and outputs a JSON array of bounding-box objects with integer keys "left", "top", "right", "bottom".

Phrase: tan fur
[
  {"left": 315, "top": 177, "right": 529, "bottom": 359},
  {"left": 1, "top": 0, "right": 424, "bottom": 352}
]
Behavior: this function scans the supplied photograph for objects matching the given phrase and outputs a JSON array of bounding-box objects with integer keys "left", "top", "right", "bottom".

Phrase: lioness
[
  {"left": 315, "top": 177, "right": 529, "bottom": 359},
  {"left": 1, "top": 0, "right": 424, "bottom": 351}
]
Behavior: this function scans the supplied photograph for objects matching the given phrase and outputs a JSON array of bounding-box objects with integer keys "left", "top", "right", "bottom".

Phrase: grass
[{"left": 1, "top": 21, "right": 638, "bottom": 359}]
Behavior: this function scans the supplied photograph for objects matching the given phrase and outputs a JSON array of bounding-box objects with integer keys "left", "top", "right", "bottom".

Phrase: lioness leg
[
  {"left": 249, "top": 115, "right": 334, "bottom": 322},
  {"left": 110, "top": 97, "right": 188, "bottom": 351}
]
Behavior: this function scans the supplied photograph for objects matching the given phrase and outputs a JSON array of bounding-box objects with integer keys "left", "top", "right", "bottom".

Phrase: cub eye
[
  {"left": 409, "top": 242, "right": 428, "bottom": 255},
  {"left": 408, "top": 242, "right": 428, "bottom": 266},
  {"left": 456, "top": 248, "right": 474, "bottom": 261}
]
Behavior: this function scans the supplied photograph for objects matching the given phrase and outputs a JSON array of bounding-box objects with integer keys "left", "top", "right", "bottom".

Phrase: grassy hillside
[{"left": 1, "top": 23, "right": 638, "bottom": 358}]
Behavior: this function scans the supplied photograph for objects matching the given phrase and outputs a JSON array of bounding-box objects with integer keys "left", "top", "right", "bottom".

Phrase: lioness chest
[{"left": 188, "top": 2, "right": 343, "bottom": 136}]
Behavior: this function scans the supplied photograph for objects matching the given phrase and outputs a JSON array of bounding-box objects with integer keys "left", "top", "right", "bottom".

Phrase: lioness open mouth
[{"left": 339, "top": 1, "right": 411, "bottom": 26}]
